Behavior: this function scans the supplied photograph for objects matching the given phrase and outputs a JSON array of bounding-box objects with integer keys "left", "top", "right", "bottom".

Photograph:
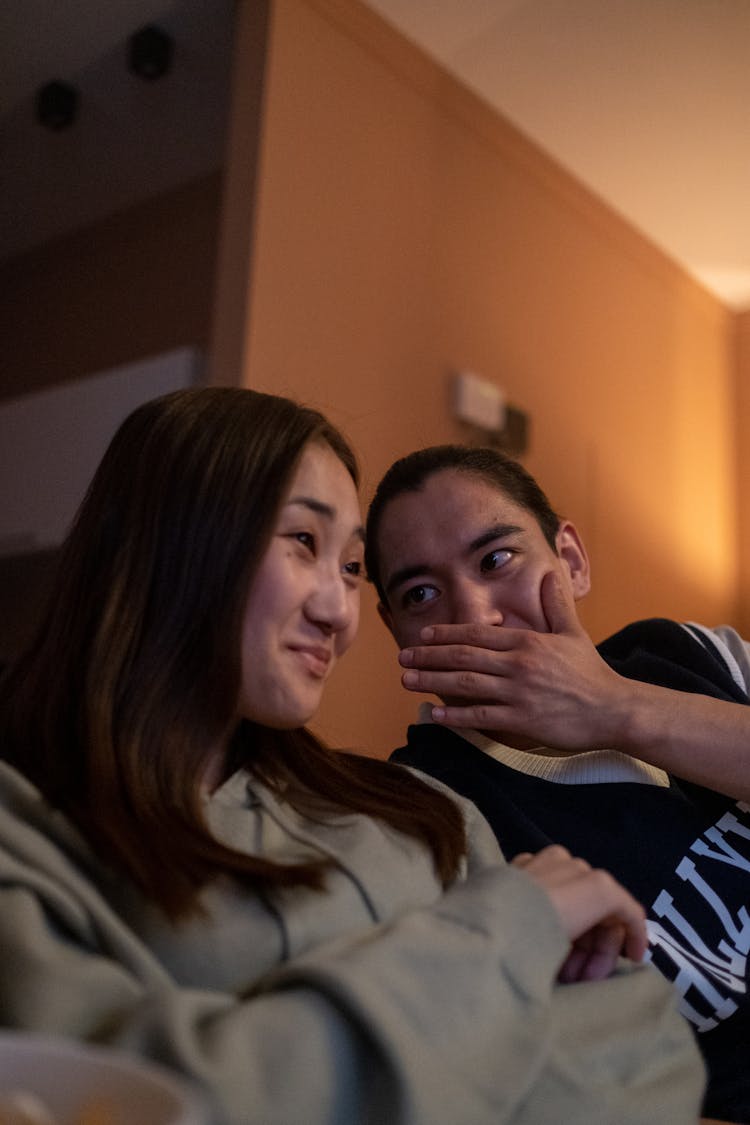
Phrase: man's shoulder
[
  {"left": 597, "top": 616, "right": 689, "bottom": 654},
  {"left": 597, "top": 617, "right": 749, "bottom": 703}
]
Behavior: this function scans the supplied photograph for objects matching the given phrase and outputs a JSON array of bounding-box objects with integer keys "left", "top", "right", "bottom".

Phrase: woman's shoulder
[
  {"left": 394, "top": 762, "right": 507, "bottom": 875},
  {"left": 0, "top": 761, "right": 102, "bottom": 882}
]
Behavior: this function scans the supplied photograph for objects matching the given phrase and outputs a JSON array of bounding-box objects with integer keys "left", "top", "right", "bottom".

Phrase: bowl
[{"left": 0, "top": 1031, "right": 211, "bottom": 1124}]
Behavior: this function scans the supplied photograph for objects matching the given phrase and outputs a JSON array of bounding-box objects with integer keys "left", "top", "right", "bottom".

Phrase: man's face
[{"left": 375, "top": 468, "right": 590, "bottom": 649}]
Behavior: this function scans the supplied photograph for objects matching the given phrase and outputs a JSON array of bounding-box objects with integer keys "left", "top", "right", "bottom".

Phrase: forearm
[
  {"left": 0, "top": 870, "right": 567, "bottom": 1125},
  {"left": 613, "top": 676, "right": 750, "bottom": 801},
  {"left": 2, "top": 859, "right": 706, "bottom": 1125}
]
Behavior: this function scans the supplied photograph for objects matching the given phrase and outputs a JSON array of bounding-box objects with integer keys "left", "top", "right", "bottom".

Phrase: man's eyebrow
[
  {"left": 469, "top": 524, "right": 524, "bottom": 552},
  {"left": 384, "top": 523, "right": 524, "bottom": 597},
  {"left": 287, "top": 496, "right": 365, "bottom": 541},
  {"left": 384, "top": 563, "right": 428, "bottom": 597}
]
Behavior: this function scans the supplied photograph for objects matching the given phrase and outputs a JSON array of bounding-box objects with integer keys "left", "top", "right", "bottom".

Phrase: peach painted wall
[
  {"left": 736, "top": 309, "right": 750, "bottom": 636},
  {"left": 218, "top": 0, "right": 739, "bottom": 757}
]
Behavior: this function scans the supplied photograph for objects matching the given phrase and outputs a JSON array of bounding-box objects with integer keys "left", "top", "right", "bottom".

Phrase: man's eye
[
  {"left": 480, "top": 548, "right": 513, "bottom": 572},
  {"left": 403, "top": 584, "right": 438, "bottom": 607}
]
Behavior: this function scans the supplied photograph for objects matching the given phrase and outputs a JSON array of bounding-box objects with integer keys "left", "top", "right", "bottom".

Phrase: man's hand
[
  {"left": 512, "top": 845, "right": 647, "bottom": 982},
  {"left": 398, "top": 569, "right": 750, "bottom": 799},
  {"left": 398, "top": 570, "right": 627, "bottom": 750}
]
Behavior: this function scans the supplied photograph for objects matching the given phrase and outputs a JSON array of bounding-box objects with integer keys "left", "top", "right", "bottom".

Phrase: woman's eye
[
  {"left": 403, "top": 584, "right": 438, "bottom": 607},
  {"left": 480, "top": 548, "right": 513, "bottom": 572},
  {"left": 343, "top": 560, "right": 363, "bottom": 579},
  {"left": 292, "top": 531, "right": 316, "bottom": 554}
]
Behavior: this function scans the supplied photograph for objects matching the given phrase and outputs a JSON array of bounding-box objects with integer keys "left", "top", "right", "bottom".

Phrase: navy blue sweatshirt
[{"left": 392, "top": 619, "right": 750, "bottom": 1123}]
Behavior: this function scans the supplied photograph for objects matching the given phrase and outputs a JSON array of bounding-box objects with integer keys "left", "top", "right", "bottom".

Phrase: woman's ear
[{"left": 555, "top": 521, "right": 591, "bottom": 600}]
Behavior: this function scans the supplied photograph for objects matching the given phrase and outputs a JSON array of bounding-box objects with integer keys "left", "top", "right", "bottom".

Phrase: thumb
[{"left": 540, "top": 570, "right": 579, "bottom": 635}]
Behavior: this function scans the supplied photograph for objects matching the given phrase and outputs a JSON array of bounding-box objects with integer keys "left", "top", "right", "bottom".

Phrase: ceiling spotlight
[
  {"left": 36, "top": 80, "right": 78, "bottom": 130},
  {"left": 128, "top": 24, "right": 174, "bottom": 80}
]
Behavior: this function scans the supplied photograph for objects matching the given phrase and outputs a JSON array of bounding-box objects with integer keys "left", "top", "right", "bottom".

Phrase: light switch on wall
[{"left": 453, "top": 370, "right": 506, "bottom": 432}]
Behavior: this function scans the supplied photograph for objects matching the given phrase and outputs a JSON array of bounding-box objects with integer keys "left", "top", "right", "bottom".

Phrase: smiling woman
[
  {"left": 0, "top": 389, "right": 706, "bottom": 1125},
  {"left": 0, "top": 387, "right": 463, "bottom": 914},
  {"left": 237, "top": 441, "right": 363, "bottom": 731}
]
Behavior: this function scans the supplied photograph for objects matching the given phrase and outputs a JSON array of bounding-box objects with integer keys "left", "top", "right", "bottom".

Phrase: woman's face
[{"left": 238, "top": 441, "right": 364, "bottom": 729}]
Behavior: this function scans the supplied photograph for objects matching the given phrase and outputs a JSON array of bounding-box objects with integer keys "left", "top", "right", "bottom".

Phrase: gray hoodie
[{"left": 0, "top": 761, "right": 704, "bottom": 1124}]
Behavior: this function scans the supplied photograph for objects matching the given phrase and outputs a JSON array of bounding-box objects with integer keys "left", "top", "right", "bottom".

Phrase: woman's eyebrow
[
  {"left": 287, "top": 496, "right": 336, "bottom": 519},
  {"left": 287, "top": 496, "right": 365, "bottom": 541}
]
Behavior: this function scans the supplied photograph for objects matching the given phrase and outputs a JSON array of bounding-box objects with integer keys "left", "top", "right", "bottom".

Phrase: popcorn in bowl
[
  {"left": 0, "top": 1090, "right": 115, "bottom": 1124},
  {"left": 0, "top": 1034, "right": 208, "bottom": 1125}
]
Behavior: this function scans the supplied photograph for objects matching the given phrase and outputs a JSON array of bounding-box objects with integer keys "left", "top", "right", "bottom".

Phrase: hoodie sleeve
[{"left": 0, "top": 771, "right": 704, "bottom": 1125}]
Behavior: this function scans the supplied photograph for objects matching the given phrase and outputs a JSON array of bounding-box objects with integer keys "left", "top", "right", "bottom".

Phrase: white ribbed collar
[{"left": 415, "top": 702, "right": 669, "bottom": 788}]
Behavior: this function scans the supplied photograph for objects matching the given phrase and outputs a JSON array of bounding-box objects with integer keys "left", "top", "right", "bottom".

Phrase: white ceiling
[
  {"left": 2, "top": 1, "right": 750, "bottom": 310},
  {"left": 367, "top": 0, "right": 750, "bottom": 310}
]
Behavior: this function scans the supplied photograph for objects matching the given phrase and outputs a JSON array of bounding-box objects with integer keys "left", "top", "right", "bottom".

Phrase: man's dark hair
[{"left": 365, "top": 444, "right": 561, "bottom": 604}]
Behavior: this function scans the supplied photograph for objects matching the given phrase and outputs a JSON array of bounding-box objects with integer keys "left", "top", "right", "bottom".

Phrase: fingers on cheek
[
  {"left": 453, "top": 624, "right": 486, "bottom": 647},
  {"left": 451, "top": 669, "right": 483, "bottom": 693},
  {"left": 449, "top": 645, "right": 477, "bottom": 669},
  {"left": 407, "top": 669, "right": 484, "bottom": 697},
  {"left": 431, "top": 707, "right": 488, "bottom": 730}
]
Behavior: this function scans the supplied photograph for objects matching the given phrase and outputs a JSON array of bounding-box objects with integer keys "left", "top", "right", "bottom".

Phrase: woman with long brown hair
[{"left": 0, "top": 388, "right": 703, "bottom": 1124}]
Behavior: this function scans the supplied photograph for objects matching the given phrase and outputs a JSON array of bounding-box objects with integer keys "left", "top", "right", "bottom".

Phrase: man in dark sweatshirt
[{"left": 365, "top": 443, "right": 750, "bottom": 1125}]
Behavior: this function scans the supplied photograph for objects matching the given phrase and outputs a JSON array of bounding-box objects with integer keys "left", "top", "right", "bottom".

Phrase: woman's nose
[{"left": 306, "top": 568, "right": 356, "bottom": 634}]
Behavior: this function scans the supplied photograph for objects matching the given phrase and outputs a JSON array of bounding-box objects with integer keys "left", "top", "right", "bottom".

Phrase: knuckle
[
  {"left": 454, "top": 648, "right": 475, "bottom": 669},
  {"left": 589, "top": 868, "right": 616, "bottom": 894},
  {"left": 515, "top": 648, "right": 539, "bottom": 679}
]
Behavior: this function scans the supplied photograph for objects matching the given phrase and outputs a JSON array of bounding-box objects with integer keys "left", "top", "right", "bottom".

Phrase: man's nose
[{"left": 451, "top": 580, "right": 504, "bottom": 626}]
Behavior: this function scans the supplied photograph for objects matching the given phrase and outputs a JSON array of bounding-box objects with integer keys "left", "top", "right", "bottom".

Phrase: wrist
[{"left": 610, "top": 677, "right": 666, "bottom": 760}]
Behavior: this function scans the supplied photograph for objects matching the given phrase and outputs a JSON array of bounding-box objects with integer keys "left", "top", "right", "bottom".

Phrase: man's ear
[
  {"left": 377, "top": 600, "right": 396, "bottom": 637},
  {"left": 555, "top": 521, "right": 591, "bottom": 600}
]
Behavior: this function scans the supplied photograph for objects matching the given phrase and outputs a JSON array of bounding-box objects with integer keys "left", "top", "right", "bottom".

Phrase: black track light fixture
[
  {"left": 128, "top": 25, "right": 174, "bottom": 80},
  {"left": 36, "top": 80, "right": 78, "bottom": 129}
]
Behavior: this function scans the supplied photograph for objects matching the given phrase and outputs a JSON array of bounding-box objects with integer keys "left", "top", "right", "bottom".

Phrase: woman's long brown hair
[{"left": 0, "top": 388, "right": 465, "bottom": 919}]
